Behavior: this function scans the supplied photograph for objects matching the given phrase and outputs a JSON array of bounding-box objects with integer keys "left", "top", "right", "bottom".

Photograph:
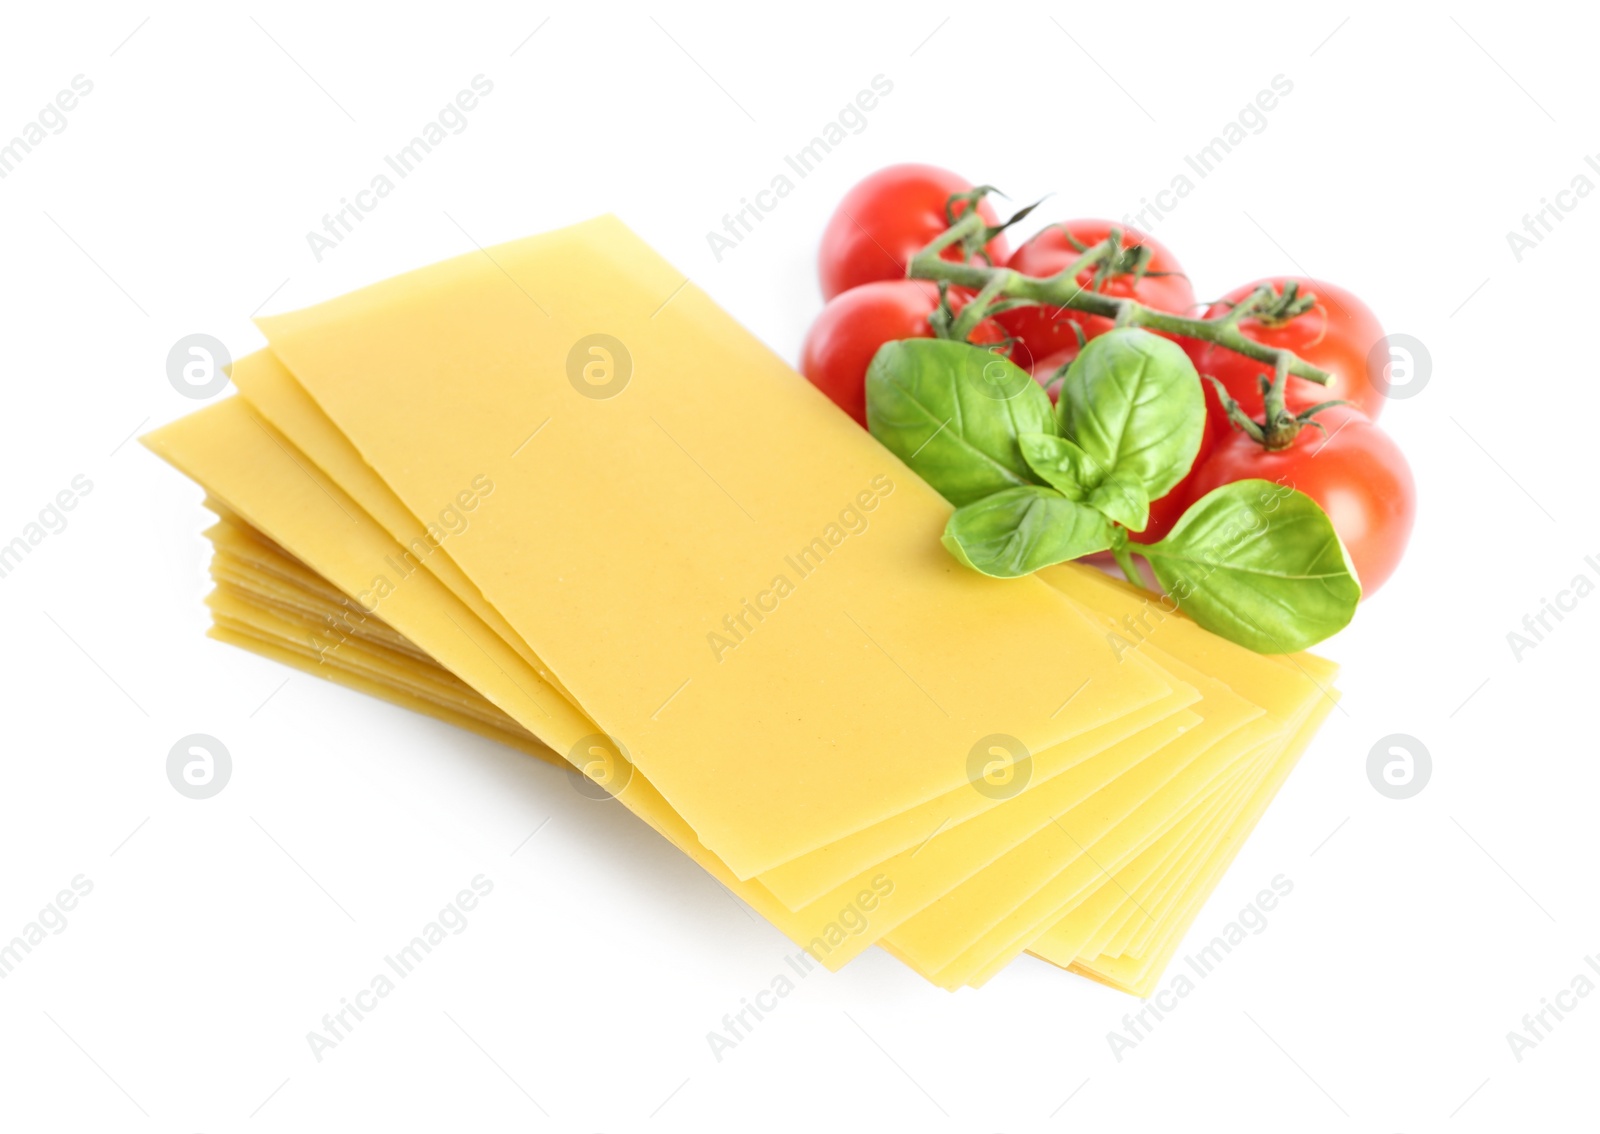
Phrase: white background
[{"left": 1, "top": 1, "right": 1594, "bottom": 1130}]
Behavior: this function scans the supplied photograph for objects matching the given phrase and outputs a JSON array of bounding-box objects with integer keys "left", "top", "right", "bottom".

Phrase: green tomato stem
[
  {"left": 950, "top": 272, "right": 1012, "bottom": 341},
  {"left": 1211, "top": 354, "right": 1350, "bottom": 452},
  {"left": 1259, "top": 353, "right": 1298, "bottom": 449},
  {"left": 909, "top": 211, "right": 1337, "bottom": 388}
]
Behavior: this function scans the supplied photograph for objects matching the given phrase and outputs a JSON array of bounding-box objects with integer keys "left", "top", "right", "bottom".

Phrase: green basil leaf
[
  {"left": 1021, "top": 432, "right": 1151, "bottom": 530},
  {"left": 867, "top": 339, "right": 1055, "bottom": 507},
  {"left": 942, "top": 486, "right": 1114, "bottom": 578},
  {"left": 1142, "top": 479, "right": 1360, "bottom": 653},
  {"left": 1018, "top": 433, "right": 1102, "bottom": 501},
  {"left": 1056, "top": 327, "right": 1206, "bottom": 500},
  {"left": 1087, "top": 480, "right": 1150, "bottom": 532}
]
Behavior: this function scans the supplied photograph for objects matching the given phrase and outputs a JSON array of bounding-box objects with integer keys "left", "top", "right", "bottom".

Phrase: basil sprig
[{"left": 865, "top": 330, "right": 1361, "bottom": 653}]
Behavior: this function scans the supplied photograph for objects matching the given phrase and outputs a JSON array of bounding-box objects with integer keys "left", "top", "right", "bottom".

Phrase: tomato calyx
[
  {"left": 1205, "top": 358, "right": 1350, "bottom": 452},
  {"left": 1047, "top": 224, "right": 1190, "bottom": 295},
  {"left": 944, "top": 188, "right": 1044, "bottom": 270},
  {"left": 1215, "top": 279, "right": 1317, "bottom": 329}
]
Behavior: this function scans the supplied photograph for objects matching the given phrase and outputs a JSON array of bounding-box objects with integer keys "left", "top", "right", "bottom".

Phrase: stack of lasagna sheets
[{"left": 145, "top": 216, "right": 1339, "bottom": 995}]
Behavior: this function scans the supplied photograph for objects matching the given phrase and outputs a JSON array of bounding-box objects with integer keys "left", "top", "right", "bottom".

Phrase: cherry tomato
[
  {"left": 1187, "top": 407, "right": 1414, "bottom": 596},
  {"left": 818, "top": 164, "right": 1008, "bottom": 301},
  {"left": 997, "top": 221, "right": 1194, "bottom": 372},
  {"left": 800, "top": 279, "right": 1005, "bottom": 427},
  {"left": 1188, "top": 278, "right": 1388, "bottom": 437}
]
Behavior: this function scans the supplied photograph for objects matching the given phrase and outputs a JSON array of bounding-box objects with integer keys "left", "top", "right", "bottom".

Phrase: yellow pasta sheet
[
  {"left": 1062, "top": 695, "right": 1338, "bottom": 997},
  {"left": 234, "top": 341, "right": 1205, "bottom": 908},
  {"left": 201, "top": 502, "right": 1222, "bottom": 975},
  {"left": 1062, "top": 756, "right": 1262, "bottom": 965},
  {"left": 1074, "top": 696, "right": 1321, "bottom": 967},
  {"left": 197, "top": 495, "right": 1337, "bottom": 995},
  {"left": 960, "top": 733, "right": 1283, "bottom": 990},
  {"left": 253, "top": 216, "right": 1174, "bottom": 877},
  {"left": 146, "top": 403, "right": 1198, "bottom": 978},
  {"left": 206, "top": 610, "right": 556, "bottom": 763},
  {"left": 894, "top": 705, "right": 1283, "bottom": 989},
  {"left": 1023, "top": 566, "right": 1339, "bottom": 980}
]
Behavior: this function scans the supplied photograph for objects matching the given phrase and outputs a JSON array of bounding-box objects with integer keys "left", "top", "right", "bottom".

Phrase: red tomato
[
  {"left": 1188, "top": 278, "right": 1388, "bottom": 435},
  {"left": 997, "top": 221, "right": 1195, "bottom": 370},
  {"left": 818, "top": 164, "right": 1008, "bottom": 301},
  {"left": 800, "top": 279, "right": 1004, "bottom": 426},
  {"left": 1187, "top": 407, "right": 1414, "bottom": 596}
]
